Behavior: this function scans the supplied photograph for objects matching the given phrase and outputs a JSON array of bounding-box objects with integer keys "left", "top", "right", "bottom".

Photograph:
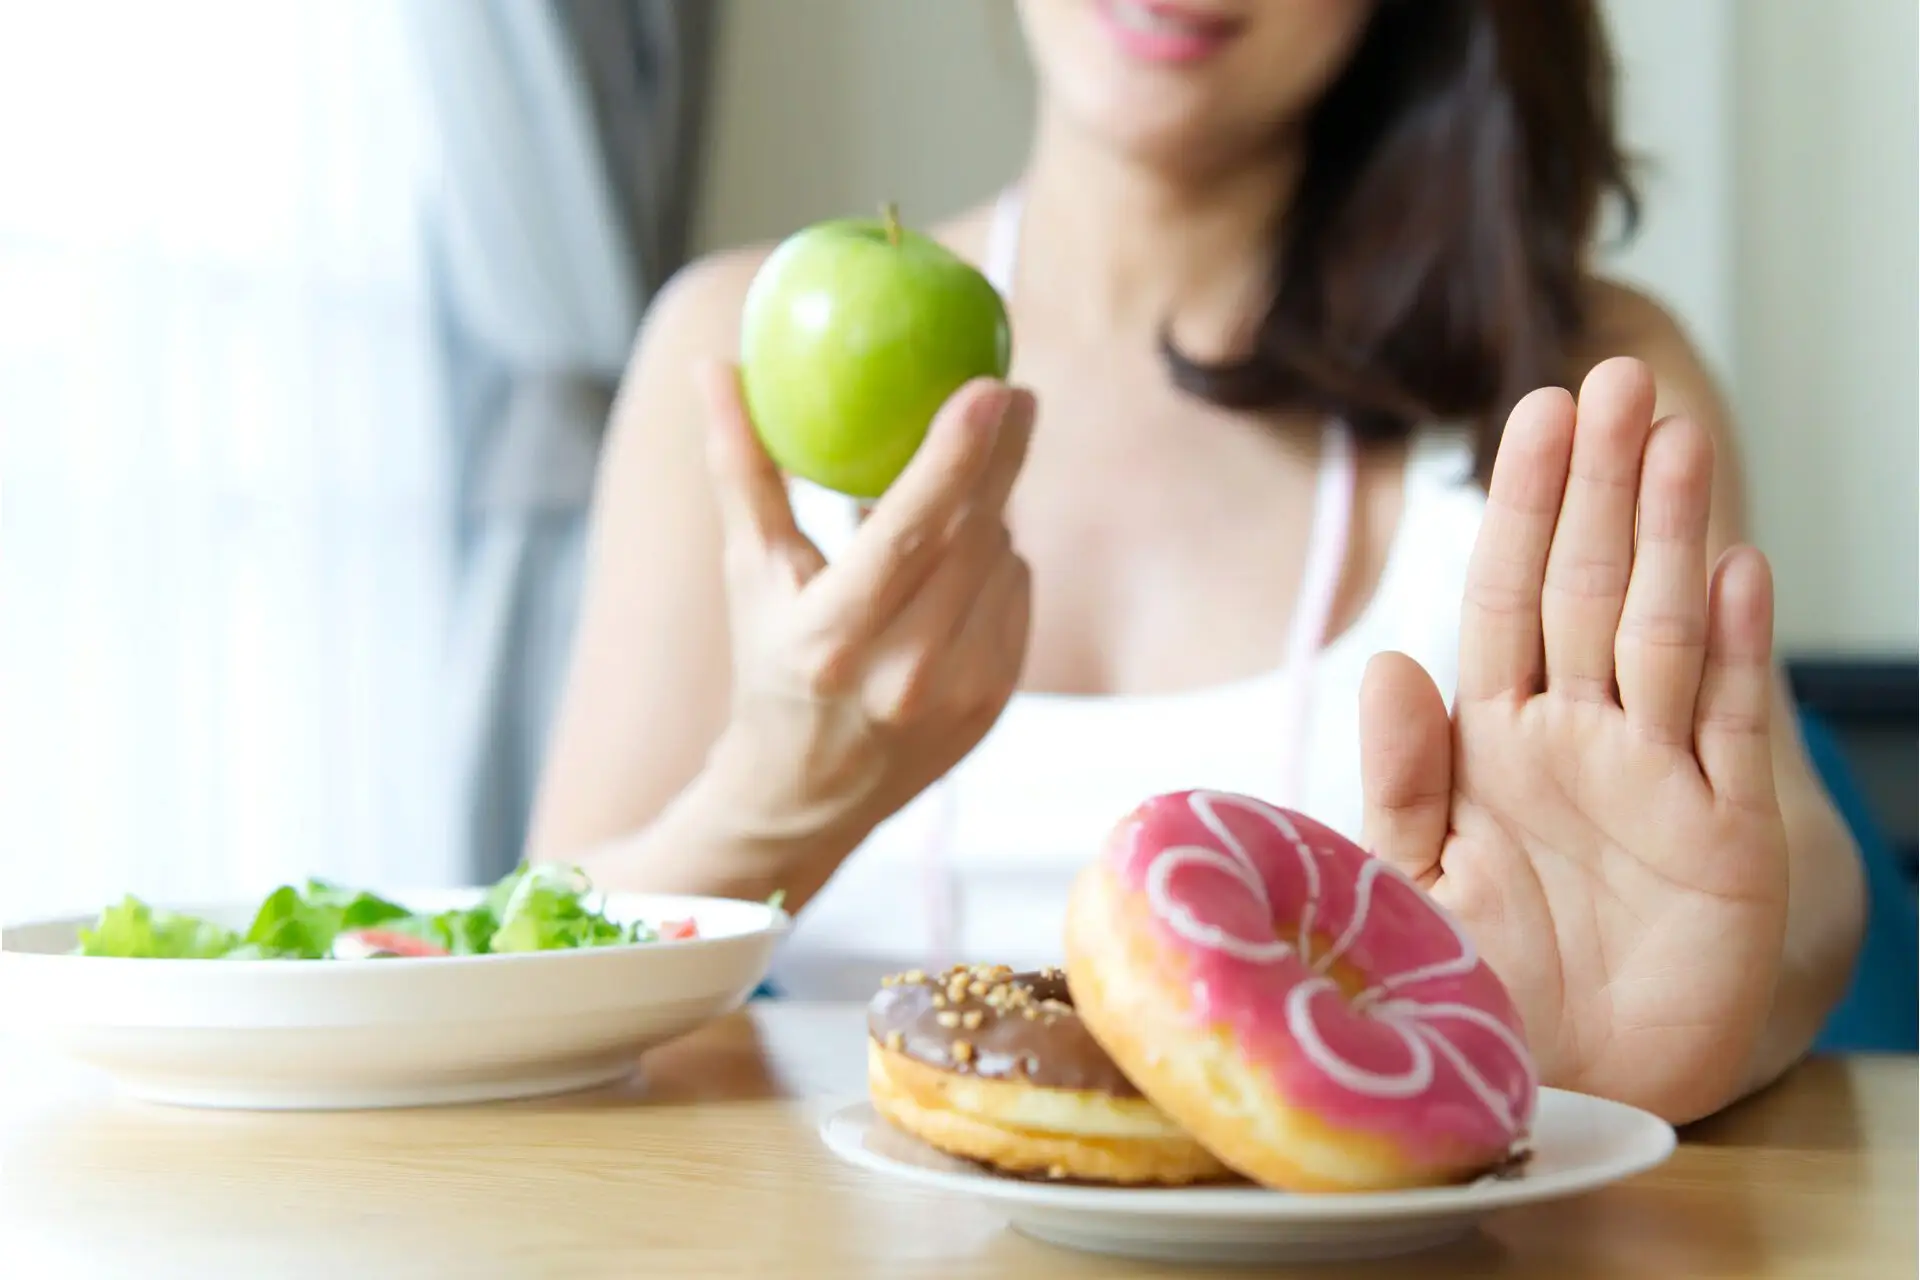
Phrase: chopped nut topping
[
  {"left": 1022, "top": 1008, "right": 1038, "bottom": 1020},
  {"left": 936, "top": 1011, "right": 961, "bottom": 1028},
  {"left": 961, "top": 1009, "right": 984, "bottom": 1030},
  {"left": 931, "top": 993, "right": 947, "bottom": 1008},
  {"left": 901, "top": 968, "right": 926, "bottom": 985},
  {"left": 951, "top": 1039, "right": 974, "bottom": 1064},
  {"left": 884, "top": 1030, "right": 904, "bottom": 1051},
  {"left": 880, "top": 974, "right": 898, "bottom": 987}
]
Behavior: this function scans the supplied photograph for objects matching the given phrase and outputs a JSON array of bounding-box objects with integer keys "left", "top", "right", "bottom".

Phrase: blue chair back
[{"left": 1804, "top": 711, "right": 1918, "bottom": 1053}]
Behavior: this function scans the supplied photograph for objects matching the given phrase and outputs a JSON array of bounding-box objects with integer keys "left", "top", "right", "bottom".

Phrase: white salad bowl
[{"left": 0, "top": 891, "right": 787, "bottom": 1110}]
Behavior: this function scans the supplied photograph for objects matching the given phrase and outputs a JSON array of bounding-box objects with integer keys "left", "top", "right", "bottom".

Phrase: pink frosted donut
[{"left": 1063, "top": 789, "right": 1537, "bottom": 1192}]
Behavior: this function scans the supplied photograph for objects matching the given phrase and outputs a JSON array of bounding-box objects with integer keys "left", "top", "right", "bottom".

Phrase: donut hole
[{"left": 1304, "top": 933, "right": 1375, "bottom": 1005}]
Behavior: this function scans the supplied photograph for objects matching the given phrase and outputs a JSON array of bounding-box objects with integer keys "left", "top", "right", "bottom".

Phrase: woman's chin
[{"left": 1057, "top": 98, "right": 1258, "bottom": 176}]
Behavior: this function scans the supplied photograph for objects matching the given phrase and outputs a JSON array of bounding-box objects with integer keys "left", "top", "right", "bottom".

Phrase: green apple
[{"left": 738, "top": 204, "right": 1013, "bottom": 500}]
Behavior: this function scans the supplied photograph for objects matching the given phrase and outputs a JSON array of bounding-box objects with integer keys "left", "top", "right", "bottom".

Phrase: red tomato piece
[{"left": 336, "top": 928, "right": 449, "bottom": 958}]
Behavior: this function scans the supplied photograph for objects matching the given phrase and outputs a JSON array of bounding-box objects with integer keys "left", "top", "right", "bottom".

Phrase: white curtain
[
  {"left": 0, "top": 0, "right": 457, "bottom": 920},
  {"left": 401, "top": 0, "right": 715, "bottom": 881}
]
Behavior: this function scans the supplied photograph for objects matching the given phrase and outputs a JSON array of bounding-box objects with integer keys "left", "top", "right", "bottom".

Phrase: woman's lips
[{"left": 1095, "top": 0, "right": 1245, "bottom": 65}]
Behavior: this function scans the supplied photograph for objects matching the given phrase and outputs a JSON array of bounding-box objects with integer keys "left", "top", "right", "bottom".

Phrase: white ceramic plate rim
[
  {"left": 821, "top": 1087, "right": 1676, "bottom": 1220},
  {"left": 0, "top": 890, "right": 791, "bottom": 970}
]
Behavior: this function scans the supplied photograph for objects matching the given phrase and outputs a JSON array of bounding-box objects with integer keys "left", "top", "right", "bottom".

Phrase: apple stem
[{"left": 882, "top": 201, "right": 902, "bottom": 247}]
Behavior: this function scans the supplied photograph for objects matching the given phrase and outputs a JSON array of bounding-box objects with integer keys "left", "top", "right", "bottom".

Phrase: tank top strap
[{"left": 983, "top": 185, "right": 1024, "bottom": 297}]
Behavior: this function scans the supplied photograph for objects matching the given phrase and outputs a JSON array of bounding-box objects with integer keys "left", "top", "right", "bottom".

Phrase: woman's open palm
[{"left": 1359, "top": 357, "right": 1790, "bottom": 1122}]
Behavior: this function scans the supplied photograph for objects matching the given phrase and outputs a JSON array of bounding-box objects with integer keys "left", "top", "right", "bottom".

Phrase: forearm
[
  {"left": 545, "top": 738, "right": 876, "bottom": 913},
  {"left": 569, "top": 789, "right": 795, "bottom": 906},
  {"left": 1739, "top": 794, "right": 1867, "bottom": 1099}
]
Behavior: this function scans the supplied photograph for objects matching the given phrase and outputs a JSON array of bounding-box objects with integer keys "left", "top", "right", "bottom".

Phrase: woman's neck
[{"left": 1016, "top": 108, "right": 1301, "bottom": 351}]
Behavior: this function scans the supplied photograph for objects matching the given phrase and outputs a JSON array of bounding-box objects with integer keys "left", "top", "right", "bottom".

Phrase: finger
[
  {"left": 1359, "top": 651, "right": 1453, "bottom": 889},
  {"left": 1542, "top": 356, "right": 1656, "bottom": 701},
  {"left": 934, "top": 543, "right": 1032, "bottom": 728},
  {"left": 863, "top": 517, "right": 1015, "bottom": 724},
  {"left": 697, "top": 360, "right": 808, "bottom": 553},
  {"left": 973, "top": 387, "right": 1037, "bottom": 516},
  {"left": 1457, "top": 386, "right": 1574, "bottom": 702},
  {"left": 806, "top": 379, "right": 1013, "bottom": 641},
  {"left": 993, "top": 554, "right": 1033, "bottom": 685},
  {"left": 1695, "top": 546, "right": 1778, "bottom": 811},
  {"left": 1615, "top": 415, "right": 1713, "bottom": 746}
]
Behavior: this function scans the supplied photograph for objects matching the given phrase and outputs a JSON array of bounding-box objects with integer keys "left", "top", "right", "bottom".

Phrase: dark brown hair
[{"left": 1165, "top": 0, "right": 1639, "bottom": 475}]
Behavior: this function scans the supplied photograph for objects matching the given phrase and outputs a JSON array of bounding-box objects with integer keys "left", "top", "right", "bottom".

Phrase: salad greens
[{"left": 72, "top": 864, "right": 744, "bottom": 961}]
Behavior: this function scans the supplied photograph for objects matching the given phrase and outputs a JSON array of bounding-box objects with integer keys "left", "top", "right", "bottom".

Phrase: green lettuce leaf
[
  {"left": 75, "top": 896, "right": 241, "bottom": 959},
  {"left": 482, "top": 864, "right": 532, "bottom": 922},
  {"left": 379, "top": 905, "right": 497, "bottom": 956},
  {"left": 487, "top": 863, "right": 627, "bottom": 953},
  {"left": 243, "top": 882, "right": 412, "bottom": 959},
  {"left": 73, "top": 863, "right": 678, "bottom": 960}
]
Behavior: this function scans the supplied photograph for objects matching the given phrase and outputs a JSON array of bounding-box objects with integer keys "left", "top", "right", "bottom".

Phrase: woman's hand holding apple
[{"left": 691, "top": 363, "right": 1035, "bottom": 895}]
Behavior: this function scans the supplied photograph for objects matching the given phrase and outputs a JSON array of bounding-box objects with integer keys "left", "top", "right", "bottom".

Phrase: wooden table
[{"left": 1, "top": 1004, "right": 1912, "bottom": 1278}]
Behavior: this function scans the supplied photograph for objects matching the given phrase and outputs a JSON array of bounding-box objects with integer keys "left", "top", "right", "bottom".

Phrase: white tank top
[{"left": 769, "top": 190, "right": 1488, "bottom": 999}]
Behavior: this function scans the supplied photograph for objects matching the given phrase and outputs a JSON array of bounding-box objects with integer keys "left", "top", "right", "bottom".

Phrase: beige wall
[
  {"left": 695, "top": 0, "right": 1033, "bottom": 250},
  {"left": 696, "top": 0, "right": 1917, "bottom": 653},
  {"left": 1599, "top": 0, "right": 1734, "bottom": 378},
  {"left": 1733, "top": 0, "right": 1917, "bottom": 654}
]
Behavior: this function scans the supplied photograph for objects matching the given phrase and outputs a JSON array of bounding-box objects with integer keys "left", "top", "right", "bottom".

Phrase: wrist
[
  {"left": 703, "top": 720, "right": 878, "bottom": 842},
  {"left": 638, "top": 729, "right": 875, "bottom": 907}
]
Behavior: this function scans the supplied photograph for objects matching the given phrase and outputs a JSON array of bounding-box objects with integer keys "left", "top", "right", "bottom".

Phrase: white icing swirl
[
  {"left": 1139, "top": 790, "right": 1534, "bottom": 1131},
  {"left": 1373, "top": 998, "right": 1538, "bottom": 1132},
  {"left": 1188, "top": 791, "right": 1321, "bottom": 955},
  {"left": 1143, "top": 844, "right": 1294, "bottom": 963},
  {"left": 1287, "top": 978, "right": 1435, "bottom": 1097}
]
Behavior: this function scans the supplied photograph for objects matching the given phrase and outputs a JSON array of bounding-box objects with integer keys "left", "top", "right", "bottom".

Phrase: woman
[{"left": 530, "top": 0, "right": 1865, "bottom": 1124}]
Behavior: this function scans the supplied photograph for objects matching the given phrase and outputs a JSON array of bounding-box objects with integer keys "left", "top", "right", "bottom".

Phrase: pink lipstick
[{"left": 1095, "top": 0, "right": 1244, "bottom": 64}]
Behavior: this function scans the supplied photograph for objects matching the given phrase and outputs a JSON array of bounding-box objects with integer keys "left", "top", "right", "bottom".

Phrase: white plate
[
  {"left": 0, "top": 891, "right": 786, "bottom": 1110},
  {"left": 822, "top": 1088, "right": 1675, "bottom": 1264}
]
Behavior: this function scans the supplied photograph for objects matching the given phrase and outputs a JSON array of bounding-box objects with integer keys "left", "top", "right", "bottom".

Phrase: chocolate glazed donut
[{"left": 865, "top": 965, "right": 1234, "bottom": 1185}]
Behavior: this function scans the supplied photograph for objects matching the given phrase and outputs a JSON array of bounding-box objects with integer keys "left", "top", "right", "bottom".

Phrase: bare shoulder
[
  {"left": 630, "top": 243, "right": 776, "bottom": 370},
  {"left": 1575, "top": 277, "right": 1730, "bottom": 428},
  {"left": 597, "top": 243, "right": 776, "bottom": 469}
]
